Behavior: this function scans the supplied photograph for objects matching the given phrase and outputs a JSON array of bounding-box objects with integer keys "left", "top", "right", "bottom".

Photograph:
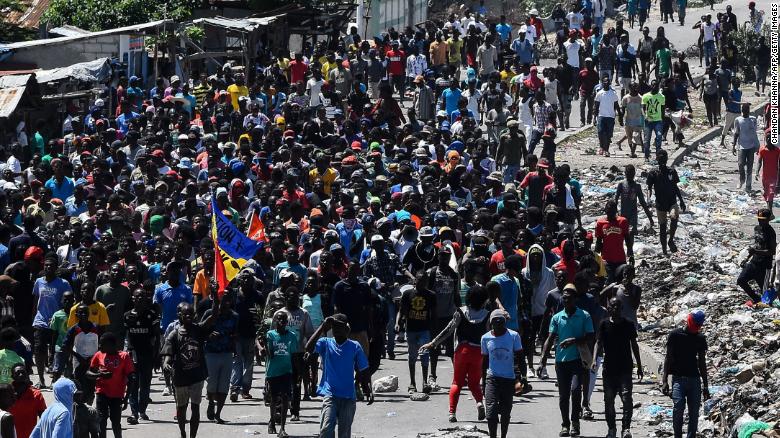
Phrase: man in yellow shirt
[
  {"left": 447, "top": 30, "right": 464, "bottom": 69},
  {"left": 226, "top": 74, "right": 249, "bottom": 111},
  {"left": 276, "top": 50, "right": 291, "bottom": 81},
  {"left": 308, "top": 154, "right": 339, "bottom": 195},
  {"left": 321, "top": 52, "right": 338, "bottom": 79},
  {"left": 66, "top": 283, "right": 109, "bottom": 329}
]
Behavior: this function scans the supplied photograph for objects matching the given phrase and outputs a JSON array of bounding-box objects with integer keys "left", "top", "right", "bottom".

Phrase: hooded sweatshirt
[
  {"left": 30, "top": 378, "right": 75, "bottom": 438},
  {"left": 522, "top": 244, "right": 556, "bottom": 317}
]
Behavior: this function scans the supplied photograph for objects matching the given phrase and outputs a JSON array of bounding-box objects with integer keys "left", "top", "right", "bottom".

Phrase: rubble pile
[{"left": 573, "top": 140, "right": 779, "bottom": 436}]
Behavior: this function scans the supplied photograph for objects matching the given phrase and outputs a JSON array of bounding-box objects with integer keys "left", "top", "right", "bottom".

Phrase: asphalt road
[{"left": 35, "top": 339, "right": 663, "bottom": 438}]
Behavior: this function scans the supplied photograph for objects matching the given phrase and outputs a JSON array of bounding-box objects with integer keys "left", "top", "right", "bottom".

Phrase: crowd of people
[{"left": 0, "top": 0, "right": 772, "bottom": 438}]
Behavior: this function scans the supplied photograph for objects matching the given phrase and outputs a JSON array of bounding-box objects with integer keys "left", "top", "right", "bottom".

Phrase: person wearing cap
[
  {"left": 304, "top": 313, "right": 373, "bottom": 437},
  {"left": 412, "top": 75, "right": 435, "bottom": 122},
  {"left": 363, "top": 234, "right": 414, "bottom": 360},
  {"left": 539, "top": 285, "right": 594, "bottom": 437},
  {"left": 592, "top": 297, "right": 643, "bottom": 438},
  {"left": 480, "top": 308, "right": 523, "bottom": 438},
  {"left": 661, "top": 309, "right": 709, "bottom": 438}
]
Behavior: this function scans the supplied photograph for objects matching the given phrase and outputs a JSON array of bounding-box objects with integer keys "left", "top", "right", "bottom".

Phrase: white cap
[
  {"left": 529, "top": 8, "right": 539, "bottom": 15},
  {"left": 170, "top": 75, "right": 180, "bottom": 83},
  {"left": 94, "top": 98, "right": 105, "bottom": 107}
]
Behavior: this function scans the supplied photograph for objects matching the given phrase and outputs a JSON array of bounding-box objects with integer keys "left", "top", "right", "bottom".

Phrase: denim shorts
[{"left": 406, "top": 330, "right": 430, "bottom": 365}]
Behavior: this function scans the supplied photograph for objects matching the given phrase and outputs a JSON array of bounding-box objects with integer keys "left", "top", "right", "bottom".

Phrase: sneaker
[
  {"left": 407, "top": 384, "right": 417, "bottom": 394},
  {"left": 448, "top": 413, "right": 457, "bottom": 422},
  {"left": 559, "top": 426, "right": 570, "bottom": 437},
  {"left": 539, "top": 367, "right": 549, "bottom": 380},
  {"left": 127, "top": 416, "right": 139, "bottom": 425},
  {"left": 241, "top": 392, "right": 253, "bottom": 399},
  {"left": 571, "top": 422, "right": 581, "bottom": 436},
  {"left": 388, "top": 352, "right": 396, "bottom": 360},
  {"left": 582, "top": 406, "right": 593, "bottom": 420},
  {"left": 290, "top": 415, "right": 300, "bottom": 422},
  {"left": 428, "top": 376, "right": 437, "bottom": 388},
  {"left": 606, "top": 428, "right": 617, "bottom": 438},
  {"left": 668, "top": 239, "right": 678, "bottom": 253},
  {"left": 477, "top": 403, "right": 486, "bottom": 421},
  {"left": 162, "top": 387, "right": 171, "bottom": 396},
  {"left": 230, "top": 393, "right": 238, "bottom": 403},
  {"left": 206, "top": 402, "right": 215, "bottom": 421},
  {"left": 422, "top": 385, "right": 431, "bottom": 394},
  {"left": 139, "top": 413, "right": 149, "bottom": 421},
  {"left": 622, "top": 429, "right": 633, "bottom": 438}
]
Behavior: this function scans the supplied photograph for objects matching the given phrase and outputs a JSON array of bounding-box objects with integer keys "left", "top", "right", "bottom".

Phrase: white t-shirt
[
  {"left": 523, "top": 25, "right": 537, "bottom": 43},
  {"left": 592, "top": 0, "right": 605, "bottom": 18},
  {"left": 462, "top": 89, "right": 483, "bottom": 122},
  {"left": 306, "top": 78, "right": 325, "bottom": 107},
  {"left": 595, "top": 88, "right": 620, "bottom": 117},
  {"left": 702, "top": 23, "right": 716, "bottom": 42},
  {"left": 566, "top": 11, "right": 584, "bottom": 30},
  {"left": 544, "top": 78, "right": 560, "bottom": 106},
  {"left": 564, "top": 40, "right": 582, "bottom": 68}
]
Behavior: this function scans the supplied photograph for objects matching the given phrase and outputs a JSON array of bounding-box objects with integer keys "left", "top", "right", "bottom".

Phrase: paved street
[{"left": 36, "top": 340, "right": 660, "bottom": 438}]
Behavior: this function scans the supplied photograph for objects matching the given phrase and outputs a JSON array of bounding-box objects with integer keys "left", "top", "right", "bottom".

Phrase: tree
[{"left": 42, "top": 0, "right": 202, "bottom": 32}]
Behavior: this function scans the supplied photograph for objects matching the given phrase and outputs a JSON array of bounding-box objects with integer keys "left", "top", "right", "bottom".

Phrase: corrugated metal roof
[
  {"left": 49, "top": 25, "right": 91, "bottom": 37},
  {"left": 191, "top": 14, "right": 285, "bottom": 31},
  {"left": 0, "top": 19, "right": 172, "bottom": 50},
  {"left": 0, "top": 74, "right": 32, "bottom": 89},
  {"left": 0, "top": 86, "right": 26, "bottom": 118},
  {"left": 34, "top": 57, "right": 111, "bottom": 83},
  {"left": 4, "top": 0, "right": 50, "bottom": 29}
]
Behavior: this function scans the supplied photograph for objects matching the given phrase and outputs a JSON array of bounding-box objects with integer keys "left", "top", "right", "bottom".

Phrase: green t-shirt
[
  {"left": 50, "top": 309, "right": 69, "bottom": 350},
  {"left": 0, "top": 349, "right": 23, "bottom": 384},
  {"left": 265, "top": 329, "right": 298, "bottom": 378},
  {"left": 641, "top": 92, "right": 666, "bottom": 122},
  {"left": 656, "top": 48, "right": 671, "bottom": 75}
]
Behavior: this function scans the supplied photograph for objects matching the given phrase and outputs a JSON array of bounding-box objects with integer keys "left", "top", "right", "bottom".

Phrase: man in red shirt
[
  {"left": 9, "top": 363, "right": 46, "bottom": 438},
  {"left": 288, "top": 53, "right": 309, "bottom": 85},
  {"left": 757, "top": 138, "right": 780, "bottom": 216},
  {"left": 578, "top": 58, "right": 599, "bottom": 125},
  {"left": 386, "top": 41, "right": 407, "bottom": 103},
  {"left": 594, "top": 200, "right": 629, "bottom": 283},
  {"left": 89, "top": 332, "right": 135, "bottom": 438}
]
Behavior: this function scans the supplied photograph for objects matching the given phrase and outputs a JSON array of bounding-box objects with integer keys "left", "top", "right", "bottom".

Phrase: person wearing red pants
[{"left": 420, "top": 285, "right": 490, "bottom": 422}]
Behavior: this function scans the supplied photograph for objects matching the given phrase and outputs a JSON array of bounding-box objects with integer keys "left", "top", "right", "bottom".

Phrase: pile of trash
[
  {"left": 417, "top": 425, "right": 489, "bottom": 438},
  {"left": 572, "top": 140, "right": 780, "bottom": 436}
]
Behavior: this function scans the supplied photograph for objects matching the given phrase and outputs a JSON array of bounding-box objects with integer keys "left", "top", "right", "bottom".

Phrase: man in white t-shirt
[
  {"left": 700, "top": 15, "right": 717, "bottom": 67},
  {"left": 563, "top": 31, "right": 583, "bottom": 69},
  {"left": 306, "top": 69, "right": 326, "bottom": 107},
  {"left": 594, "top": 76, "right": 623, "bottom": 156}
]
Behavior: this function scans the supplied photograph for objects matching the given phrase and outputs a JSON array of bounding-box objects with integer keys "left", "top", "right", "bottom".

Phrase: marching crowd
[{"left": 0, "top": 1, "right": 772, "bottom": 438}]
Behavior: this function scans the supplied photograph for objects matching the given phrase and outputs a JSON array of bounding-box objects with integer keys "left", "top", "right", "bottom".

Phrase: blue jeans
[
  {"left": 406, "top": 330, "right": 430, "bottom": 366},
  {"left": 597, "top": 116, "right": 616, "bottom": 151},
  {"left": 230, "top": 337, "right": 255, "bottom": 395},
  {"left": 643, "top": 120, "right": 663, "bottom": 158},
  {"left": 503, "top": 164, "right": 521, "bottom": 183},
  {"left": 386, "top": 298, "right": 398, "bottom": 355},
  {"left": 672, "top": 376, "right": 701, "bottom": 438},
  {"left": 528, "top": 128, "right": 543, "bottom": 156},
  {"left": 703, "top": 40, "right": 716, "bottom": 67},
  {"left": 320, "top": 396, "right": 357, "bottom": 438}
]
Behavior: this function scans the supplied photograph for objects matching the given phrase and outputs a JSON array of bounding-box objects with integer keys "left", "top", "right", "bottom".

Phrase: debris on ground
[
  {"left": 568, "top": 139, "right": 779, "bottom": 436},
  {"left": 373, "top": 375, "right": 399, "bottom": 393},
  {"left": 417, "top": 425, "right": 490, "bottom": 437}
]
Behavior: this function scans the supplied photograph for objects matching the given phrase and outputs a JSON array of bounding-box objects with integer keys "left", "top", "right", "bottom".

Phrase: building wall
[
  {"left": 8, "top": 35, "right": 120, "bottom": 69},
  {"left": 367, "top": 0, "right": 427, "bottom": 38}
]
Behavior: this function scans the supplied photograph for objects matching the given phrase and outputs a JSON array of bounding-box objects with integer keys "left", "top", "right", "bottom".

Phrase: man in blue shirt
[
  {"left": 153, "top": 261, "right": 194, "bottom": 330},
  {"left": 538, "top": 285, "right": 595, "bottom": 437},
  {"left": 305, "top": 313, "right": 373, "bottom": 438},
  {"left": 272, "top": 246, "right": 309, "bottom": 287},
  {"left": 441, "top": 82, "right": 462, "bottom": 116},
  {"left": 511, "top": 31, "right": 535, "bottom": 65},
  {"left": 495, "top": 16, "right": 512, "bottom": 46},
  {"left": 481, "top": 309, "right": 522, "bottom": 438},
  {"left": 32, "top": 255, "right": 72, "bottom": 388},
  {"left": 115, "top": 100, "right": 139, "bottom": 136},
  {"left": 489, "top": 254, "right": 526, "bottom": 331},
  {"left": 720, "top": 77, "right": 744, "bottom": 147},
  {"left": 44, "top": 159, "right": 74, "bottom": 202}
]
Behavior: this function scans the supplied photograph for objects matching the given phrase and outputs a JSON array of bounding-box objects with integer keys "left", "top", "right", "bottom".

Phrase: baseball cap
[{"left": 490, "top": 309, "right": 508, "bottom": 322}]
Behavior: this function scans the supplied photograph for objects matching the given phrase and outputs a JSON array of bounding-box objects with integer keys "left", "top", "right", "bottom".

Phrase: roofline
[{"left": 0, "top": 19, "right": 174, "bottom": 50}]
